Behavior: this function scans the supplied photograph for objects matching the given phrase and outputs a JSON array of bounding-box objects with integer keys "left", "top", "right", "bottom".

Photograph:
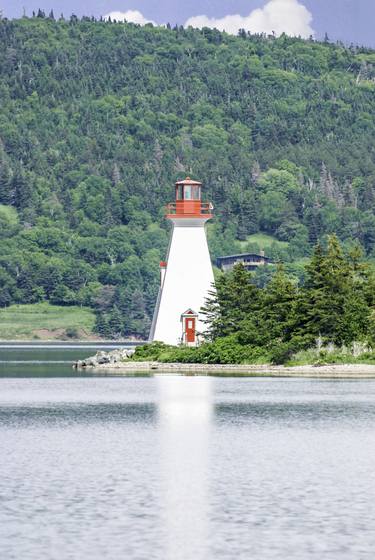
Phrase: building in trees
[{"left": 217, "top": 252, "right": 273, "bottom": 272}]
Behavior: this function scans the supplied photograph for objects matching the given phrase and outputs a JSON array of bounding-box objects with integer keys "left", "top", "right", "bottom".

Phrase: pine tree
[
  {"left": 238, "top": 192, "right": 258, "bottom": 239},
  {"left": 293, "top": 235, "right": 371, "bottom": 345},
  {"left": 127, "top": 289, "right": 150, "bottom": 339},
  {"left": 339, "top": 244, "right": 373, "bottom": 343},
  {"left": 200, "top": 285, "right": 221, "bottom": 341},
  {"left": 13, "top": 167, "right": 31, "bottom": 210},
  {"left": 0, "top": 165, "right": 14, "bottom": 205},
  {"left": 117, "top": 288, "right": 150, "bottom": 339},
  {"left": 108, "top": 306, "right": 123, "bottom": 339},
  {"left": 294, "top": 237, "right": 345, "bottom": 342},
  {"left": 259, "top": 264, "right": 297, "bottom": 341},
  {"left": 202, "top": 264, "right": 260, "bottom": 340},
  {"left": 94, "top": 313, "right": 111, "bottom": 338}
]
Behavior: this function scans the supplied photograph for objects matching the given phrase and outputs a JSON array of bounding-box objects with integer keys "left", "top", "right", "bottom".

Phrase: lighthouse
[{"left": 149, "top": 177, "right": 215, "bottom": 346}]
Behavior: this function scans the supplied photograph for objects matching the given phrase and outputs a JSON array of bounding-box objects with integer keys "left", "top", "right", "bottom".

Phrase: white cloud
[
  {"left": 104, "top": 10, "right": 156, "bottom": 26},
  {"left": 185, "top": 0, "right": 314, "bottom": 38}
]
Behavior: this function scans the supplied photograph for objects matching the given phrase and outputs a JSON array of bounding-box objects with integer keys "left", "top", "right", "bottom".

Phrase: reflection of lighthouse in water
[
  {"left": 149, "top": 177, "right": 215, "bottom": 346},
  {"left": 157, "top": 376, "right": 213, "bottom": 560}
]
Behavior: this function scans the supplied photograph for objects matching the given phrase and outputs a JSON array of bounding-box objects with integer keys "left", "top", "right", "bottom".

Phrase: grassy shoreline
[{"left": 0, "top": 303, "right": 97, "bottom": 340}]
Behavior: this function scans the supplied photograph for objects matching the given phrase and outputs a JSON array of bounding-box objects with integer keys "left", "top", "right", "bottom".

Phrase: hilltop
[{"left": 0, "top": 15, "right": 375, "bottom": 338}]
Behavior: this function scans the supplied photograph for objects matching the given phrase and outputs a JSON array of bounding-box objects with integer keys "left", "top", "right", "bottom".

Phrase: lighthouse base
[{"left": 150, "top": 218, "right": 214, "bottom": 346}]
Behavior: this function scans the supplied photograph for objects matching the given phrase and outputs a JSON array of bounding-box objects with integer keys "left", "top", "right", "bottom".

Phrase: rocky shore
[
  {"left": 74, "top": 348, "right": 135, "bottom": 368},
  {"left": 73, "top": 349, "right": 375, "bottom": 377}
]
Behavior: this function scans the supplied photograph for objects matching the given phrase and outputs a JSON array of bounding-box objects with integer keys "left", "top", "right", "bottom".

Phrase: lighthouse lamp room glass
[{"left": 149, "top": 178, "right": 215, "bottom": 347}]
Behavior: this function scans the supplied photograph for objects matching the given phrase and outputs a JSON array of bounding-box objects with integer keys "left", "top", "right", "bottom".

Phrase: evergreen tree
[
  {"left": 13, "top": 167, "right": 31, "bottom": 210},
  {"left": 125, "top": 289, "right": 150, "bottom": 339},
  {"left": 108, "top": 306, "right": 123, "bottom": 339},
  {"left": 94, "top": 313, "right": 111, "bottom": 338},
  {"left": 259, "top": 264, "right": 297, "bottom": 340},
  {"left": 0, "top": 165, "right": 13, "bottom": 205},
  {"left": 293, "top": 235, "right": 370, "bottom": 344},
  {"left": 235, "top": 264, "right": 298, "bottom": 347},
  {"left": 202, "top": 264, "right": 260, "bottom": 340}
]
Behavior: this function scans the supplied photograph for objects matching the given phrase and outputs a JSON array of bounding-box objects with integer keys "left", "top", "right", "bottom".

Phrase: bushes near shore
[{"left": 132, "top": 339, "right": 375, "bottom": 367}]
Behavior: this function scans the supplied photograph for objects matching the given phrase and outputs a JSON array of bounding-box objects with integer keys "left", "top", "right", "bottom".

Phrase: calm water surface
[{"left": 1, "top": 346, "right": 375, "bottom": 559}]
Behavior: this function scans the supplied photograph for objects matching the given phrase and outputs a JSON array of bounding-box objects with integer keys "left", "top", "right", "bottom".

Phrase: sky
[{"left": 1, "top": 0, "right": 374, "bottom": 47}]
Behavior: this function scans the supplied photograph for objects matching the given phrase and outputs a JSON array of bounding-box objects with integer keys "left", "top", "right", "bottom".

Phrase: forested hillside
[{"left": 0, "top": 14, "right": 375, "bottom": 338}]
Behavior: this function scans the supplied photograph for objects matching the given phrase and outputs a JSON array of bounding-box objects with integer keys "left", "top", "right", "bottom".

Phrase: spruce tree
[
  {"left": 236, "top": 264, "right": 298, "bottom": 347},
  {"left": 200, "top": 284, "right": 221, "bottom": 341},
  {"left": 108, "top": 306, "right": 123, "bottom": 339},
  {"left": 294, "top": 235, "right": 370, "bottom": 345},
  {"left": 0, "top": 165, "right": 13, "bottom": 205},
  {"left": 202, "top": 264, "right": 259, "bottom": 340},
  {"left": 259, "top": 264, "right": 297, "bottom": 341},
  {"left": 13, "top": 167, "right": 31, "bottom": 210},
  {"left": 94, "top": 313, "right": 111, "bottom": 339}
]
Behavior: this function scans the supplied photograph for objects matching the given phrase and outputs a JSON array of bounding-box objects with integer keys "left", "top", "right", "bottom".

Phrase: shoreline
[{"left": 80, "top": 361, "right": 375, "bottom": 378}]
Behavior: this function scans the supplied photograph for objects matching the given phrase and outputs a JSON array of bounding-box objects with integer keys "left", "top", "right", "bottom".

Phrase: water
[
  {"left": 1, "top": 347, "right": 375, "bottom": 559},
  {"left": 0, "top": 342, "right": 138, "bottom": 377}
]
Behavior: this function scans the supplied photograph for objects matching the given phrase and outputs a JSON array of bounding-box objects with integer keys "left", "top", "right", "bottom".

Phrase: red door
[{"left": 185, "top": 317, "right": 196, "bottom": 343}]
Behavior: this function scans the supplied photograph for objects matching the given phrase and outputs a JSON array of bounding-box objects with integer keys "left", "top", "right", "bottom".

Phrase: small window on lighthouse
[
  {"left": 192, "top": 186, "right": 201, "bottom": 200},
  {"left": 177, "top": 185, "right": 183, "bottom": 200},
  {"left": 184, "top": 185, "right": 192, "bottom": 200}
]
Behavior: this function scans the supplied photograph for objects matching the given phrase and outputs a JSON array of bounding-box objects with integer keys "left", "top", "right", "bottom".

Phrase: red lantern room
[{"left": 166, "top": 177, "right": 213, "bottom": 219}]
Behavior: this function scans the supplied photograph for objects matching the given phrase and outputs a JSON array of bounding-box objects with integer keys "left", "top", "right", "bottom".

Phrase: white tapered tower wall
[{"left": 150, "top": 218, "right": 214, "bottom": 346}]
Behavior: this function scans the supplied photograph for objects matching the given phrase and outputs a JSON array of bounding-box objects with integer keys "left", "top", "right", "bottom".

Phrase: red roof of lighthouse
[{"left": 175, "top": 176, "right": 202, "bottom": 186}]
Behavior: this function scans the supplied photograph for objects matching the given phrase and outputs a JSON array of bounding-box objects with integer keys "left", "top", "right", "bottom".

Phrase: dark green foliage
[
  {"left": 136, "top": 335, "right": 269, "bottom": 364},
  {"left": 65, "top": 327, "right": 79, "bottom": 339},
  {"left": 237, "top": 264, "right": 297, "bottom": 346},
  {"left": 293, "top": 236, "right": 371, "bottom": 344},
  {"left": 159, "top": 336, "right": 269, "bottom": 364},
  {"left": 1, "top": 18, "right": 375, "bottom": 338},
  {"left": 132, "top": 341, "right": 174, "bottom": 361},
  {"left": 93, "top": 312, "right": 111, "bottom": 339},
  {"left": 0, "top": 267, "right": 17, "bottom": 307},
  {"left": 0, "top": 166, "right": 14, "bottom": 206},
  {"left": 202, "top": 264, "right": 260, "bottom": 340},
  {"left": 268, "top": 336, "right": 313, "bottom": 365}
]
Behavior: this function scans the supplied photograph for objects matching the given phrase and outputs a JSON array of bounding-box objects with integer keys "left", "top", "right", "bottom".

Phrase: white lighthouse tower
[{"left": 149, "top": 177, "right": 215, "bottom": 346}]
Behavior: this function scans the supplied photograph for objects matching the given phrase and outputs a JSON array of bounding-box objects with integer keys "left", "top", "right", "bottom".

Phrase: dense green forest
[{"left": 0, "top": 14, "right": 375, "bottom": 338}]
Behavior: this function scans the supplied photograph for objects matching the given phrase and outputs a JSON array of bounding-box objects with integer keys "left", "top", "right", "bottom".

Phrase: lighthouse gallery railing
[{"left": 166, "top": 202, "right": 213, "bottom": 216}]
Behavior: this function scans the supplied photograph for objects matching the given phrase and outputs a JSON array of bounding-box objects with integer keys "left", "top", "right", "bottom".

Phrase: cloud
[
  {"left": 104, "top": 10, "right": 156, "bottom": 26},
  {"left": 185, "top": 0, "right": 314, "bottom": 38}
]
